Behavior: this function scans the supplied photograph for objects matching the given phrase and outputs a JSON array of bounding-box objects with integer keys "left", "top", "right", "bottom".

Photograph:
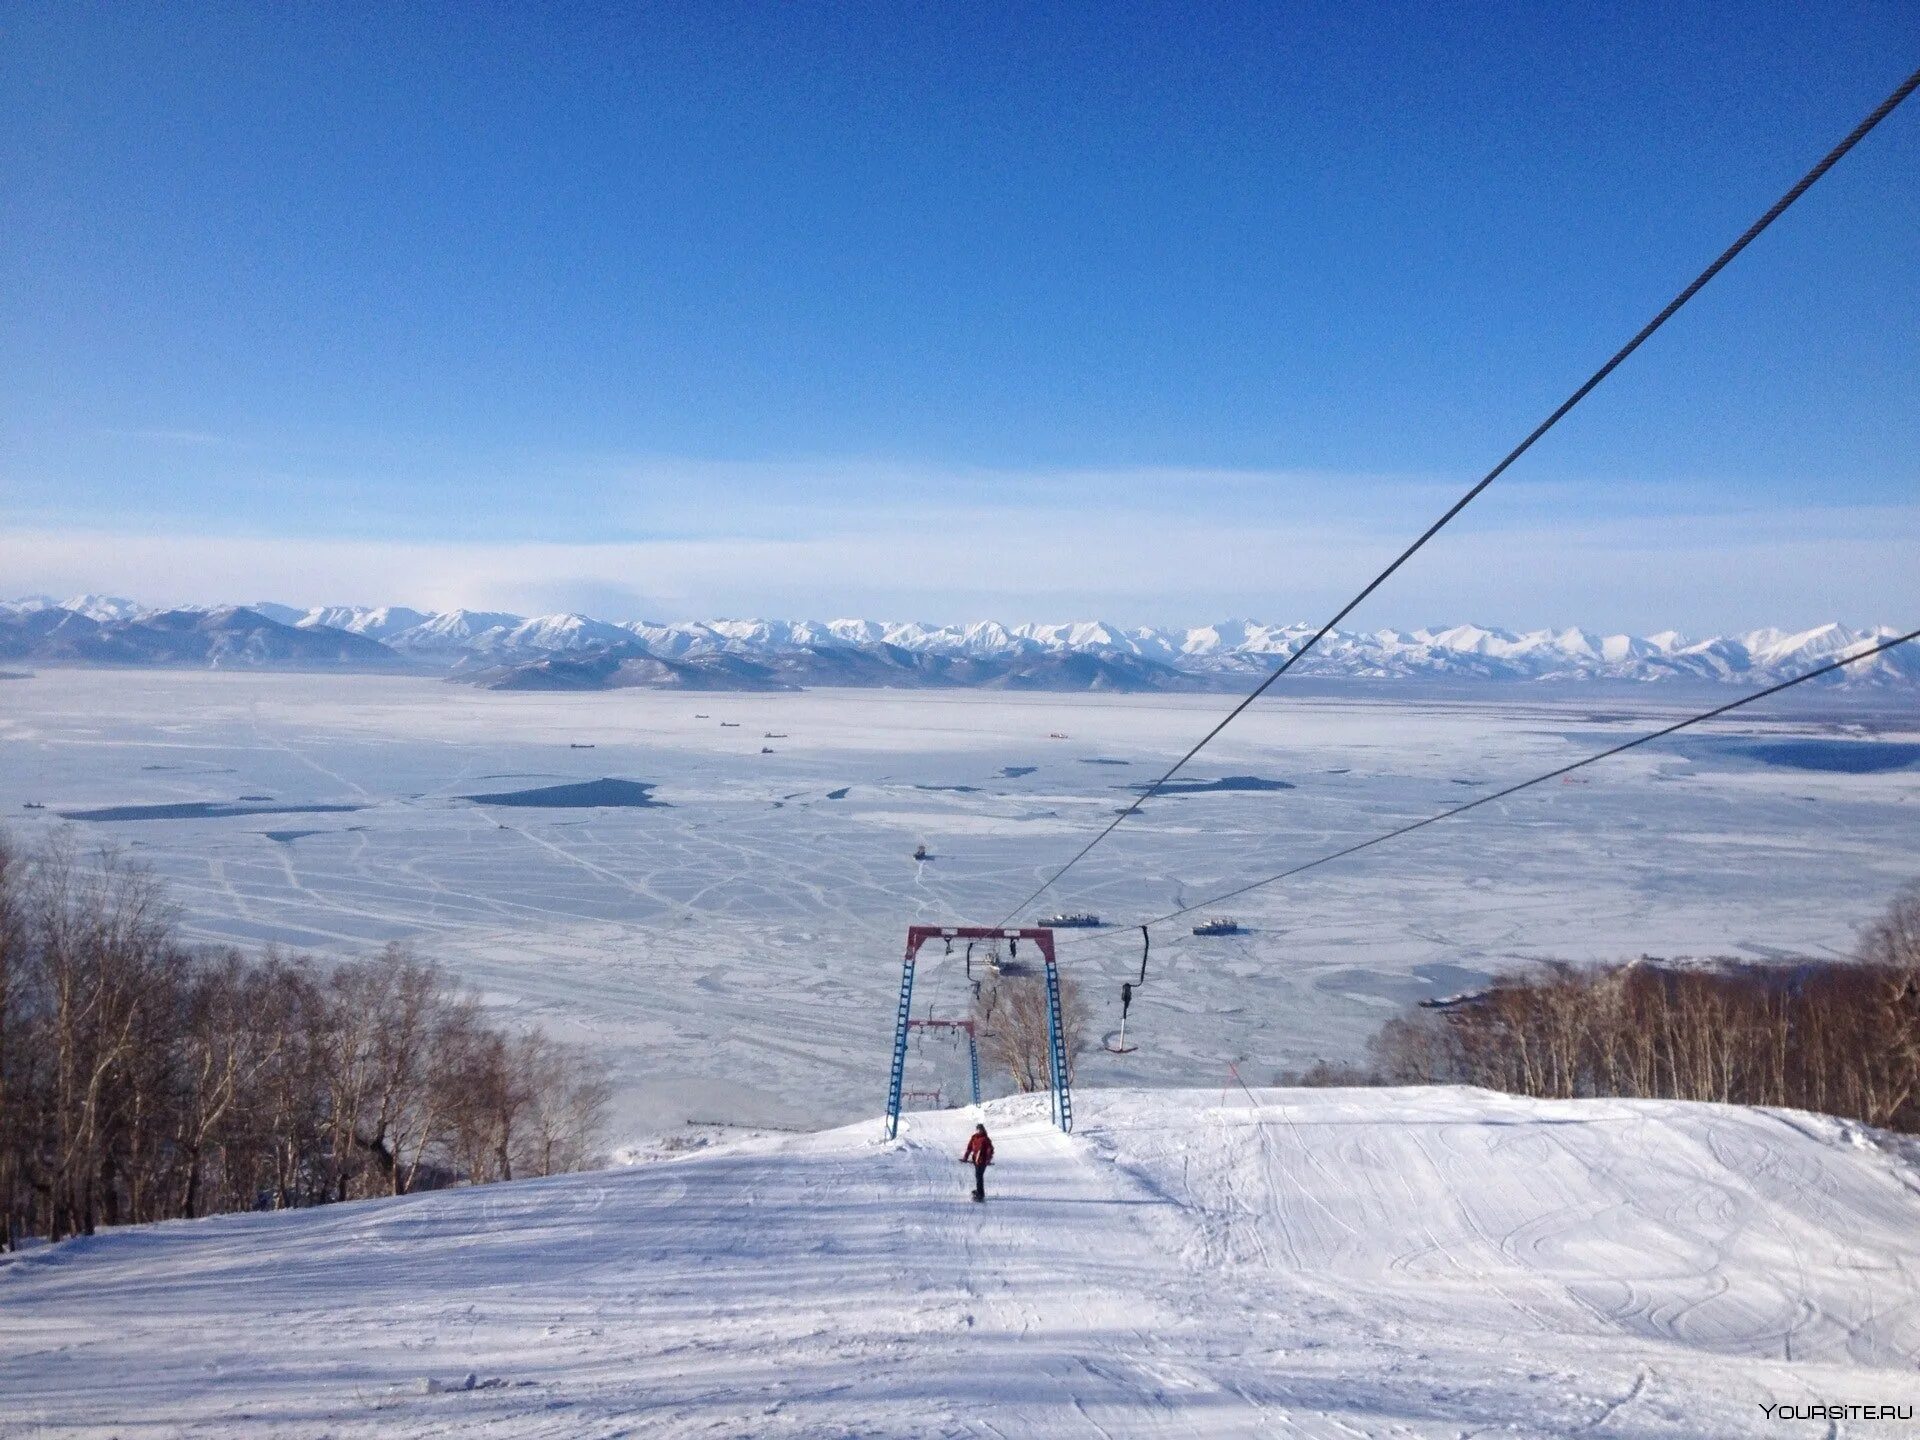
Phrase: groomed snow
[{"left": 3, "top": 1087, "right": 1916, "bottom": 1437}]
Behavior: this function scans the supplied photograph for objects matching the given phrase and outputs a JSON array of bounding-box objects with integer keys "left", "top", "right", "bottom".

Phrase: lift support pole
[
  {"left": 882, "top": 955, "right": 916, "bottom": 1140},
  {"left": 1044, "top": 954, "right": 1073, "bottom": 1134}
]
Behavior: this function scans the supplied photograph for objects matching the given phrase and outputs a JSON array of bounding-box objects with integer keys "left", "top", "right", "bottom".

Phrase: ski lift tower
[{"left": 885, "top": 925, "right": 1070, "bottom": 1139}]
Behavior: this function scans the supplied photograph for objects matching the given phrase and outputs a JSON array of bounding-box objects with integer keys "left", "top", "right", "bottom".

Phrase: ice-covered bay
[{"left": 2, "top": 671, "right": 1915, "bottom": 1142}]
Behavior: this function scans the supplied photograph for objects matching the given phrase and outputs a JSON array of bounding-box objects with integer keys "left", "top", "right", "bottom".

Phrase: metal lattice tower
[
  {"left": 885, "top": 925, "right": 1068, "bottom": 1138},
  {"left": 1044, "top": 954, "right": 1072, "bottom": 1134},
  {"left": 882, "top": 955, "right": 917, "bottom": 1139}
]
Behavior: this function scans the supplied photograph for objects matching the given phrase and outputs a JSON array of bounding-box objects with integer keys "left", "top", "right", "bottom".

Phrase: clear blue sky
[{"left": 2, "top": 2, "right": 1915, "bottom": 629}]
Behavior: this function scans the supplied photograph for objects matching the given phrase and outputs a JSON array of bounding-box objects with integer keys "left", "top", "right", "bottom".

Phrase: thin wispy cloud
[{"left": 5, "top": 486, "right": 1912, "bottom": 632}]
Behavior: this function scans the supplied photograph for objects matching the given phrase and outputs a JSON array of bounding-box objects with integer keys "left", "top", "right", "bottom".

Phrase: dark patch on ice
[
  {"left": 462, "top": 778, "right": 665, "bottom": 808},
  {"left": 825, "top": 787, "right": 851, "bottom": 800},
  {"left": 1325, "top": 767, "right": 1351, "bottom": 774},
  {"left": 1318, "top": 961, "right": 1493, "bottom": 1005},
  {"left": 1451, "top": 779, "right": 1488, "bottom": 787},
  {"left": 1635, "top": 736, "right": 1920, "bottom": 775},
  {"left": 1126, "top": 775, "right": 1295, "bottom": 795},
  {"left": 62, "top": 801, "right": 364, "bottom": 822},
  {"left": 1597, "top": 737, "right": 1920, "bottom": 783},
  {"left": 263, "top": 830, "right": 324, "bottom": 843},
  {"left": 999, "top": 766, "right": 1038, "bottom": 778},
  {"left": 915, "top": 784, "right": 981, "bottom": 793},
  {"left": 236, "top": 794, "right": 274, "bottom": 802},
  {"left": 1079, "top": 757, "right": 1131, "bottom": 766},
  {"left": 1413, "top": 961, "right": 1493, "bottom": 993},
  {"left": 139, "top": 764, "right": 234, "bottom": 773}
]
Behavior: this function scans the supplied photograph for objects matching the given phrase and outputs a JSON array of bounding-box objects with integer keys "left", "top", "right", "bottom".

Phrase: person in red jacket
[{"left": 961, "top": 1124, "right": 994, "bottom": 1202}]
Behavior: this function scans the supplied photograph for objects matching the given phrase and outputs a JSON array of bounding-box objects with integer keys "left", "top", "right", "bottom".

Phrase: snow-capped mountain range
[{"left": 2, "top": 595, "right": 1913, "bottom": 690}]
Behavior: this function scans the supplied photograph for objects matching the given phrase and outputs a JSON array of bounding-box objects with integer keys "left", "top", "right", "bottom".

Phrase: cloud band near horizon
[{"left": 3, "top": 491, "right": 1914, "bottom": 633}]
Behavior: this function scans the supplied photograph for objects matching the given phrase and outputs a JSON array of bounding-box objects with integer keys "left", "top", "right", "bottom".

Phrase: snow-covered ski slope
[{"left": 4, "top": 1088, "right": 1917, "bottom": 1437}]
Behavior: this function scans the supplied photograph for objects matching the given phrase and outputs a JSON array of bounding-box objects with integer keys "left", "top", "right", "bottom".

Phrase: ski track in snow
[{"left": 2, "top": 1088, "right": 1917, "bottom": 1437}]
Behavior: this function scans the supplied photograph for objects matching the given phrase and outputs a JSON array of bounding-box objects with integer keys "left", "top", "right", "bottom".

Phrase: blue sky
[{"left": 2, "top": 2, "right": 1915, "bottom": 629}]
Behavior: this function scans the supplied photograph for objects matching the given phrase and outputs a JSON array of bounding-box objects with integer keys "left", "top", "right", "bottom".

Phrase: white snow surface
[{"left": 3, "top": 1086, "right": 1917, "bottom": 1437}]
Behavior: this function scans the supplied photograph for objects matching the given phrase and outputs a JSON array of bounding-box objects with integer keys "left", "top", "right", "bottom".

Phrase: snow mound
[{"left": 3, "top": 1087, "right": 1916, "bottom": 1436}]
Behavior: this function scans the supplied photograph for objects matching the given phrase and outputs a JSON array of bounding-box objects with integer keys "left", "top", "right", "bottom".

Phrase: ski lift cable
[
  {"left": 997, "top": 63, "right": 1920, "bottom": 929},
  {"left": 1055, "top": 628, "right": 1920, "bottom": 948}
]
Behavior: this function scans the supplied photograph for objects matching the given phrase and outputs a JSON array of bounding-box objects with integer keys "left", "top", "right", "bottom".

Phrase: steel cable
[
  {"left": 1056, "top": 628, "right": 1920, "bottom": 946},
  {"left": 1001, "top": 63, "right": 1920, "bottom": 926}
]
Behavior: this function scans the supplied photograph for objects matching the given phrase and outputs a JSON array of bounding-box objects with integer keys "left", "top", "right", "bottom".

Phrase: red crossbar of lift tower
[{"left": 904, "top": 926, "right": 1056, "bottom": 962}]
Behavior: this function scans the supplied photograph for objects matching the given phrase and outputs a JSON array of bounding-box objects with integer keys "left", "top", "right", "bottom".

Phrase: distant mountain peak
[{"left": 2, "top": 598, "right": 1911, "bottom": 691}]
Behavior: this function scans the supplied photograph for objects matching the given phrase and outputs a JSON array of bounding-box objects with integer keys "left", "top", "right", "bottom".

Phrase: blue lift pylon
[
  {"left": 1044, "top": 952, "right": 1073, "bottom": 1135},
  {"left": 884, "top": 925, "right": 1069, "bottom": 1139},
  {"left": 882, "top": 954, "right": 918, "bottom": 1139}
]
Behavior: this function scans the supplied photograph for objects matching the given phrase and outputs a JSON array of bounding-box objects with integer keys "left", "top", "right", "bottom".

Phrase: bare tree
[
  {"left": 515, "top": 1033, "right": 612, "bottom": 1178},
  {"left": 0, "top": 830, "right": 28, "bottom": 1249},
  {"left": 1369, "top": 1012, "right": 1456, "bottom": 1084},
  {"left": 443, "top": 1027, "right": 523, "bottom": 1184},
  {"left": 1361, "top": 882, "right": 1920, "bottom": 1141},
  {"left": 1860, "top": 880, "right": 1920, "bottom": 968},
  {"left": 30, "top": 835, "right": 175, "bottom": 1238},
  {"left": 173, "top": 950, "right": 290, "bottom": 1217},
  {"left": 0, "top": 829, "right": 613, "bottom": 1247},
  {"left": 973, "top": 969, "right": 1087, "bottom": 1093}
]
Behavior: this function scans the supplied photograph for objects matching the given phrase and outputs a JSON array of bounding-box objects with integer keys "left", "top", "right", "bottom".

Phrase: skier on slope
[{"left": 961, "top": 1124, "right": 994, "bottom": 1203}]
